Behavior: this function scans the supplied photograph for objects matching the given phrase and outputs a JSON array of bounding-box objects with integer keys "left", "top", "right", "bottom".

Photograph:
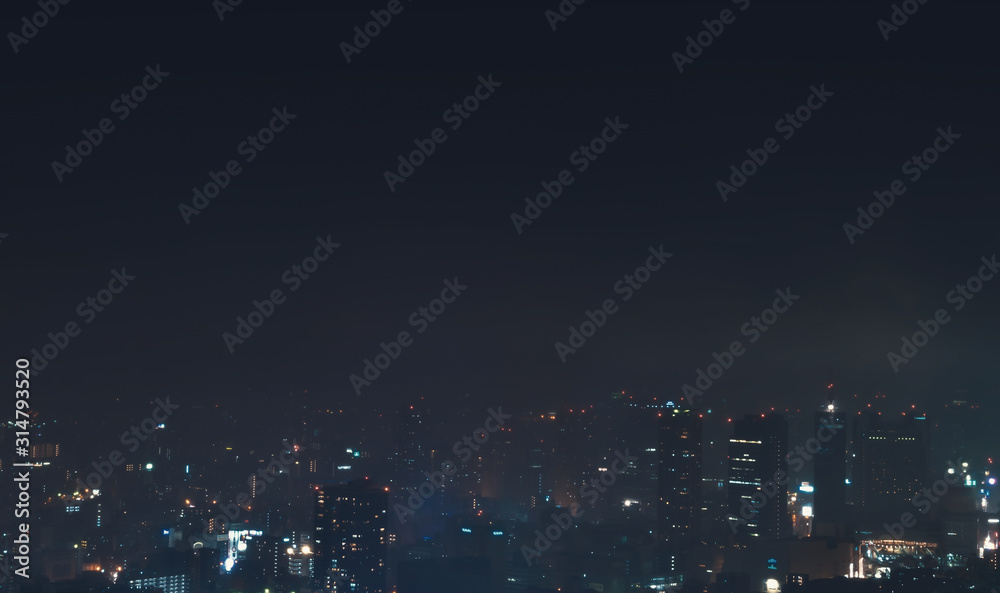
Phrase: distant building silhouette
[
  {"left": 393, "top": 404, "right": 427, "bottom": 480},
  {"left": 812, "top": 405, "right": 847, "bottom": 535},
  {"left": 658, "top": 402, "right": 703, "bottom": 576},
  {"left": 314, "top": 479, "right": 387, "bottom": 592},
  {"left": 853, "top": 413, "right": 929, "bottom": 518},
  {"left": 727, "top": 413, "right": 790, "bottom": 540}
]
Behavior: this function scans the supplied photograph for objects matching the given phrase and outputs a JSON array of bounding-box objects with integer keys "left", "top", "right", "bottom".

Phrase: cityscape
[
  {"left": 3, "top": 0, "right": 999, "bottom": 592},
  {"left": 3, "top": 390, "right": 1000, "bottom": 592}
]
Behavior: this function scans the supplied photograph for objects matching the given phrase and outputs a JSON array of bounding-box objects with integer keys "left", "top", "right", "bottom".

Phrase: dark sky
[{"left": 2, "top": 0, "right": 999, "bottom": 432}]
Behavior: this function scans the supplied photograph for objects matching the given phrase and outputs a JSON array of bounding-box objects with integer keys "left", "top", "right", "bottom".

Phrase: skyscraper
[
  {"left": 812, "top": 404, "right": 847, "bottom": 534},
  {"left": 314, "top": 479, "right": 388, "bottom": 592},
  {"left": 393, "top": 404, "right": 427, "bottom": 481},
  {"left": 854, "top": 412, "right": 929, "bottom": 517},
  {"left": 727, "top": 413, "right": 790, "bottom": 540},
  {"left": 658, "top": 402, "right": 703, "bottom": 575}
]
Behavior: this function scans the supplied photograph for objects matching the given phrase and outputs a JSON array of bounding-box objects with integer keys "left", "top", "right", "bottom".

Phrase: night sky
[{"left": 2, "top": 0, "right": 999, "bottom": 439}]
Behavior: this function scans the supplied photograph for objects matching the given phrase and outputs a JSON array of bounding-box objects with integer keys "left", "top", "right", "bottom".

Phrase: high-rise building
[
  {"left": 658, "top": 402, "right": 703, "bottom": 575},
  {"left": 246, "top": 534, "right": 283, "bottom": 584},
  {"left": 727, "top": 413, "right": 790, "bottom": 540},
  {"left": 854, "top": 413, "right": 929, "bottom": 516},
  {"left": 812, "top": 404, "right": 847, "bottom": 532},
  {"left": 393, "top": 404, "right": 426, "bottom": 481},
  {"left": 314, "top": 479, "right": 387, "bottom": 592},
  {"left": 189, "top": 547, "right": 219, "bottom": 593}
]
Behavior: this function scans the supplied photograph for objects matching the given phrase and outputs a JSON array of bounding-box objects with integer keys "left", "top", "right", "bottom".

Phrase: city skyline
[{"left": 3, "top": 0, "right": 1000, "bottom": 591}]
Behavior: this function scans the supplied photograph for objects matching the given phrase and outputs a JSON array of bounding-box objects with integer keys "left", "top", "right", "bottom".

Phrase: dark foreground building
[{"left": 314, "top": 478, "right": 388, "bottom": 592}]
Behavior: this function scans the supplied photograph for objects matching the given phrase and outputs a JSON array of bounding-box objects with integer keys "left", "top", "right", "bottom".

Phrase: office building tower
[
  {"left": 658, "top": 402, "right": 703, "bottom": 575},
  {"left": 314, "top": 479, "right": 387, "bottom": 592},
  {"left": 393, "top": 404, "right": 426, "bottom": 480},
  {"left": 854, "top": 412, "right": 929, "bottom": 516},
  {"left": 727, "top": 413, "right": 790, "bottom": 540},
  {"left": 812, "top": 404, "right": 847, "bottom": 532}
]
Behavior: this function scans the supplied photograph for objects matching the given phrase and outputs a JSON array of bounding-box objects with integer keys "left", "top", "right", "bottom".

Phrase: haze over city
[{"left": 2, "top": 0, "right": 999, "bottom": 592}]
